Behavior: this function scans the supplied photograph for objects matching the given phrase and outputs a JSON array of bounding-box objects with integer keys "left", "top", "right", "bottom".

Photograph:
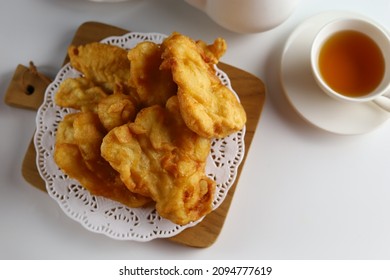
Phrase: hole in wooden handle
[{"left": 25, "top": 84, "right": 35, "bottom": 95}]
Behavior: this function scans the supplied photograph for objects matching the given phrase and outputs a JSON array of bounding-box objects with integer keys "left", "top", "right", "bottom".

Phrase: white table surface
[{"left": 1, "top": 0, "right": 390, "bottom": 260}]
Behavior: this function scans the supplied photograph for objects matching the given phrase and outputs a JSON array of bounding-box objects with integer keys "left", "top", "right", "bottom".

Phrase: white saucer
[{"left": 280, "top": 11, "right": 390, "bottom": 135}]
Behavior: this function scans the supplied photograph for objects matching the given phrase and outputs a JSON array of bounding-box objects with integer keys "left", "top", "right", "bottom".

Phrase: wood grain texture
[{"left": 15, "top": 22, "right": 265, "bottom": 248}]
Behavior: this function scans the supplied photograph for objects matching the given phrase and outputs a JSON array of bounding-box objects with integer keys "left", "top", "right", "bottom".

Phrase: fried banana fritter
[
  {"left": 68, "top": 42, "right": 130, "bottom": 92},
  {"left": 55, "top": 77, "right": 108, "bottom": 112},
  {"left": 127, "top": 41, "right": 177, "bottom": 107},
  {"left": 161, "top": 33, "right": 246, "bottom": 138},
  {"left": 101, "top": 96, "right": 215, "bottom": 225},
  {"left": 54, "top": 113, "right": 151, "bottom": 208}
]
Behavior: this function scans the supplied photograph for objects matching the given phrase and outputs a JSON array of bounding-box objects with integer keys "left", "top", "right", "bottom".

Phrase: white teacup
[
  {"left": 184, "top": 0, "right": 300, "bottom": 33},
  {"left": 311, "top": 18, "right": 390, "bottom": 112}
]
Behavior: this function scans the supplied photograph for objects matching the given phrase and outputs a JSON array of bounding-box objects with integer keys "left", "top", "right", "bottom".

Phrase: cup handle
[{"left": 373, "top": 94, "right": 390, "bottom": 113}]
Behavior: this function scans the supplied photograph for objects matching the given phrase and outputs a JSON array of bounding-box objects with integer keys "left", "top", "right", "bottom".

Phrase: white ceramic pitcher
[{"left": 185, "top": 0, "right": 300, "bottom": 33}]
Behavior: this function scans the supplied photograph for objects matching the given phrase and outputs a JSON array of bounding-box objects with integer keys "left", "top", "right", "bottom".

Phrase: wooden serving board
[{"left": 7, "top": 22, "right": 265, "bottom": 248}]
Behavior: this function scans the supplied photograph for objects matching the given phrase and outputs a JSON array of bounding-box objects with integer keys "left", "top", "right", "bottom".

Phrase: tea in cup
[{"left": 310, "top": 18, "right": 390, "bottom": 111}]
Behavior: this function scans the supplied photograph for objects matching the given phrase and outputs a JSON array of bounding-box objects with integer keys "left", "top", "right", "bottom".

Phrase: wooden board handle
[{"left": 4, "top": 62, "right": 51, "bottom": 111}]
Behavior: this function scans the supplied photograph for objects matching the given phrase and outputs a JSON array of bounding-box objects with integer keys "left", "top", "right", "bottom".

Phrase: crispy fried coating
[
  {"left": 55, "top": 77, "right": 108, "bottom": 113},
  {"left": 161, "top": 33, "right": 246, "bottom": 138},
  {"left": 54, "top": 113, "right": 151, "bottom": 208},
  {"left": 97, "top": 91, "right": 137, "bottom": 132},
  {"left": 101, "top": 96, "right": 215, "bottom": 225},
  {"left": 56, "top": 113, "right": 78, "bottom": 144},
  {"left": 68, "top": 42, "right": 130, "bottom": 92},
  {"left": 100, "top": 121, "right": 149, "bottom": 198},
  {"left": 196, "top": 37, "right": 227, "bottom": 64},
  {"left": 127, "top": 41, "right": 177, "bottom": 107},
  {"left": 73, "top": 112, "right": 107, "bottom": 168}
]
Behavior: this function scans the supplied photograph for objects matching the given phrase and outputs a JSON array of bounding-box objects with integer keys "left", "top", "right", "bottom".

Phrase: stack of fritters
[{"left": 53, "top": 32, "right": 246, "bottom": 225}]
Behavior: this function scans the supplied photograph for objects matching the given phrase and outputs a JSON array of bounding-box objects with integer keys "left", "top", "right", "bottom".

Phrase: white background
[{"left": 1, "top": 0, "right": 390, "bottom": 259}]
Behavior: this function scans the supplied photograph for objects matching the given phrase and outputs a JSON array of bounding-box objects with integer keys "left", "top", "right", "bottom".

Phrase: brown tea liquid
[{"left": 318, "top": 30, "right": 385, "bottom": 97}]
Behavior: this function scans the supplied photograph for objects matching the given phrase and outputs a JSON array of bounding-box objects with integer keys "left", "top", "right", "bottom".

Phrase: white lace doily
[{"left": 34, "top": 32, "right": 246, "bottom": 241}]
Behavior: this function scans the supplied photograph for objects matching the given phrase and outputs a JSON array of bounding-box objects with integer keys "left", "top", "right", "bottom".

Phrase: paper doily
[{"left": 34, "top": 32, "right": 246, "bottom": 241}]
